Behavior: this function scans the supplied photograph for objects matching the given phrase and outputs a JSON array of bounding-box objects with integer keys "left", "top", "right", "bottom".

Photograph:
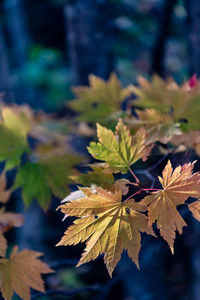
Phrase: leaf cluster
[{"left": 58, "top": 74, "right": 200, "bottom": 277}]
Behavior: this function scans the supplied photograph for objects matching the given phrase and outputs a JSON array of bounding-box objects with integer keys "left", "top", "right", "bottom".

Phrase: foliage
[
  {"left": 57, "top": 187, "right": 155, "bottom": 277},
  {"left": 0, "top": 103, "right": 82, "bottom": 299},
  {"left": 88, "top": 119, "right": 152, "bottom": 174},
  {"left": 57, "top": 73, "right": 200, "bottom": 278},
  {"left": 2, "top": 73, "right": 200, "bottom": 298},
  {"left": 68, "top": 73, "right": 132, "bottom": 125},
  {"left": 0, "top": 247, "right": 53, "bottom": 300}
]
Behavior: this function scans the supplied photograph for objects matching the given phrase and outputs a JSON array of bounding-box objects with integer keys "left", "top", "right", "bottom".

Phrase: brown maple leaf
[
  {"left": 0, "top": 208, "right": 24, "bottom": 258},
  {"left": 0, "top": 246, "right": 53, "bottom": 300},
  {"left": 140, "top": 160, "right": 200, "bottom": 252},
  {"left": 0, "top": 173, "right": 11, "bottom": 204},
  {"left": 0, "top": 208, "right": 23, "bottom": 233},
  {"left": 57, "top": 187, "right": 155, "bottom": 276},
  {"left": 0, "top": 232, "right": 7, "bottom": 257}
]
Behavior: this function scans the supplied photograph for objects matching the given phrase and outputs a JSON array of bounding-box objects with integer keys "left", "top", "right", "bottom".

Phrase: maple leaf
[
  {"left": 0, "top": 173, "right": 11, "bottom": 204},
  {"left": 88, "top": 119, "right": 153, "bottom": 174},
  {"left": 125, "top": 109, "right": 181, "bottom": 144},
  {"left": 57, "top": 187, "right": 155, "bottom": 277},
  {"left": 70, "top": 166, "right": 115, "bottom": 189},
  {"left": 0, "top": 107, "right": 31, "bottom": 169},
  {"left": 131, "top": 75, "right": 200, "bottom": 131},
  {"left": 140, "top": 160, "right": 200, "bottom": 252},
  {"left": 188, "top": 200, "right": 200, "bottom": 222},
  {"left": 0, "top": 208, "right": 24, "bottom": 257},
  {"left": 0, "top": 208, "right": 23, "bottom": 233},
  {"left": 68, "top": 73, "right": 132, "bottom": 125},
  {"left": 0, "top": 246, "right": 53, "bottom": 300},
  {"left": 13, "top": 154, "right": 81, "bottom": 210},
  {"left": 0, "top": 233, "right": 7, "bottom": 258},
  {"left": 171, "top": 131, "right": 200, "bottom": 156}
]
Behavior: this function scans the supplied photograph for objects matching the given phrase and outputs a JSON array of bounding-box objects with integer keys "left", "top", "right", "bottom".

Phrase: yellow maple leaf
[
  {"left": 125, "top": 109, "right": 181, "bottom": 144},
  {"left": 131, "top": 75, "right": 200, "bottom": 130},
  {"left": 0, "top": 246, "right": 53, "bottom": 300},
  {"left": 57, "top": 187, "right": 155, "bottom": 277},
  {"left": 88, "top": 119, "right": 153, "bottom": 174},
  {"left": 68, "top": 73, "right": 132, "bottom": 124},
  {"left": 140, "top": 160, "right": 200, "bottom": 253}
]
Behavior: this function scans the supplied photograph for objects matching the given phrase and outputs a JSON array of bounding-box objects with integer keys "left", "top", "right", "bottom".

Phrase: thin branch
[{"left": 128, "top": 182, "right": 140, "bottom": 187}]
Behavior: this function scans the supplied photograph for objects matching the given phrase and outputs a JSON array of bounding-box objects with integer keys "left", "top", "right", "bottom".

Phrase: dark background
[{"left": 1, "top": 1, "right": 200, "bottom": 299}]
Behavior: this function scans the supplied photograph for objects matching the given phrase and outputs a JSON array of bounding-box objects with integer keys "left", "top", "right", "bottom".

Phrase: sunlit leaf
[
  {"left": 88, "top": 119, "right": 153, "bottom": 173},
  {"left": 140, "top": 160, "right": 200, "bottom": 252},
  {"left": 57, "top": 187, "right": 154, "bottom": 277}
]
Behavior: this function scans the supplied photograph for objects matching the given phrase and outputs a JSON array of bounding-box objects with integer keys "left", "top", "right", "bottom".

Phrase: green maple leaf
[
  {"left": 13, "top": 155, "right": 81, "bottom": 210},
  {"left": 88, "top": 119, "right": 153, "bottom": 174},
  {"left": 70, "top": 166, "right": 115, "bottom": 189}
]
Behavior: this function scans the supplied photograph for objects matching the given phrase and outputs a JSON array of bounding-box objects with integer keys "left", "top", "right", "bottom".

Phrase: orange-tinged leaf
[
  {"left": 0, "top": 232, "right": 7, "bottom": 257},
  {"left": 0, "top": 246, "right": 53, "bottom": 300},
  {"left": 0, "top": 208, "right": 23, "bottom": 233},
  {"left": 188, "top": 200, "right": 200, "bottom": 221},
  {"left": 140, "top": 160, "right": 200, "bottom": 252},
  {"left": 0, "top": 173, "right": 11, "bottom": 204},
  {"left": 0, "top": 208, "right": 23, "bottom": 258},
  {"left": 57, "top": 187, "right": 154, "bottom": 276},
  {"left": 88, "top": 119, "right": 153, "bottom": 174}
]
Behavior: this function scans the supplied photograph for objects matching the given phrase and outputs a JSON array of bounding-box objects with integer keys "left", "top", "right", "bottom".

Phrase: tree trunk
[
  {"left": 186, "top": 0, "right": 200, "bottom": 76},
  {"left": 0, "top": 25, "right": 14, "bottom": 102},
  {"left": 4, "top": 0, "right": 38, "bottom": 107},
  {"left": 64, "top": 0, "right": 114, "bottom": 85},
  {"left": 4, "top": 0, "right": 31, "bottom": 68},
  {"left": 151, "top": 0, "right": 176, "bottom": 76}
]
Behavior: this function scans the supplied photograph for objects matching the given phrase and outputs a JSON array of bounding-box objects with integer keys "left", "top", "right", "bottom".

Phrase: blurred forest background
[
  {"left": 1, "top": 0, "right": 199, "bottom": 111},
  {"left": 1, "top": 0, "right": 200, "bottom": 300}
]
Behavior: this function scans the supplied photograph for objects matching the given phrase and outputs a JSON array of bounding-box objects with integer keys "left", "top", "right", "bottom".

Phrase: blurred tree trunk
[
  {"left": 4, "top": 0, "right": 30, "bottom": 68},
  {"left": 186, "top": 0, "right": 200, "bottom": 76},
  {"left": 151, "top": 0, "right": 176, "bottom": 76},
  {"left": 64, "top": 0, "right": 114, "bottom": 85},
  {"left": 0, "top": 26, "right": 14, "bottom": 102},
  {"left": 4, "top": 0, "right": 38, "bottom": 106}
]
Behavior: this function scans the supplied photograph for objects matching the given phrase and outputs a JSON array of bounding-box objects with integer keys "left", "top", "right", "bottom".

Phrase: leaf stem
[
  {"left": 126, "top": 188, "right": 160, "bottom": 201},
  {"left": 128, "top": 182, "right": 140, "bottom": 186},
  {"left": 128, "top": 167, "right": 140, "bottom": 184}
]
